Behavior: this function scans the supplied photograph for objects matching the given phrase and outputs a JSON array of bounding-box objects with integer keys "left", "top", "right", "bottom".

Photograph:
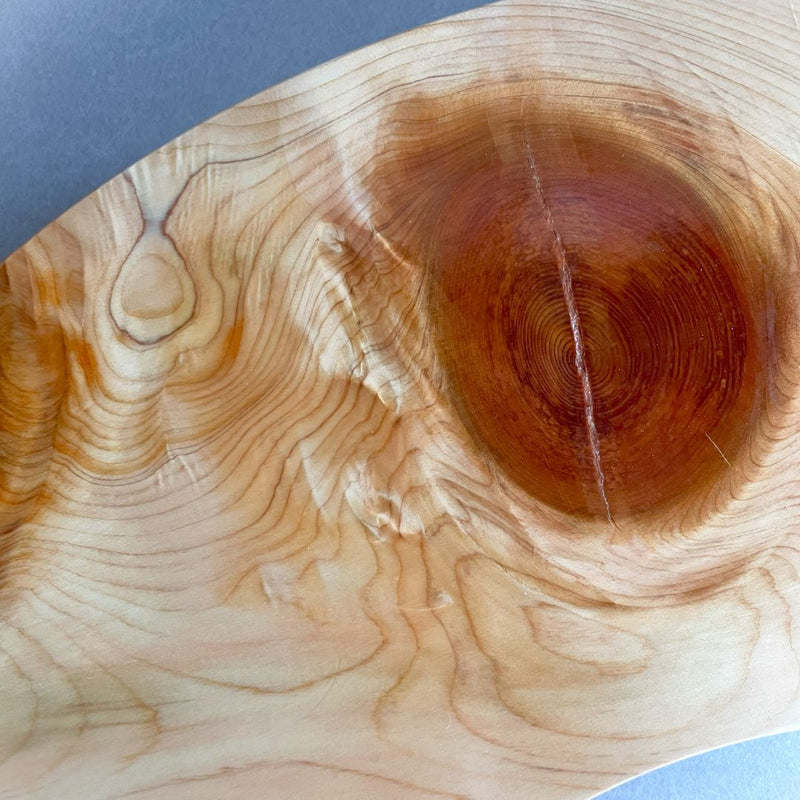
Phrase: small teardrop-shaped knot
[{"left": 110, "top": 227, "right": 196, "bottom": 345}]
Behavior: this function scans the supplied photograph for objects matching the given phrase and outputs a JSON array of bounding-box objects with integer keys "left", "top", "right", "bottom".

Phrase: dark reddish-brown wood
[{"left": 330, "top": 82, "right": 795, "bottom": 526}]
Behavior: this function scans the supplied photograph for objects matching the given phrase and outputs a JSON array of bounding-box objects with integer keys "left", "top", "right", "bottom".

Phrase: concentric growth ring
[
  {"left": 433, "top": 125, "right": 755, "bottom": 519},
  {"left": 353, "top": 82, "right": 779, "bottom": 524}
]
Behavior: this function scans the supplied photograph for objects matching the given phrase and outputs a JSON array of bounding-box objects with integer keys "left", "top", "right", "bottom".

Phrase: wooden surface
[{"left": 2, "top": 1, "right": 800, "bottom": 797}]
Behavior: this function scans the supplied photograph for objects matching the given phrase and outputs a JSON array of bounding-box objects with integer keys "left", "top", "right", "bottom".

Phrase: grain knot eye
[{"left": 360, "top": 84, "right": 785, "bottom": 525}]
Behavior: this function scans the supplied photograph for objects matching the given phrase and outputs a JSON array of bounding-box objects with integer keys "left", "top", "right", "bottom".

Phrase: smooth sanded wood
[{"left": 2, "top": 1, "right": 800, "bottom": 798}]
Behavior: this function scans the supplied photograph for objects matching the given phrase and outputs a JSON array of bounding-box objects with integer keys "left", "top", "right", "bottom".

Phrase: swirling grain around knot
[{"left": 2, "top": 2, "right": 800, "bottom": 798}]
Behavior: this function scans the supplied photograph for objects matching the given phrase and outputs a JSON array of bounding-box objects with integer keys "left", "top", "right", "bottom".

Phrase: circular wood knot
[
  {"left": 434, "top": 121, "right": 757, "bottom": 521},
  {"left": 357, "top": 82, "right": 788, "bottom": 525}
]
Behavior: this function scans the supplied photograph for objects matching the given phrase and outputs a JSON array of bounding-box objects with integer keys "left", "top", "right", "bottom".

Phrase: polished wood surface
[{"left": 2, "top": 1, "right": 800, "bottom": 798}]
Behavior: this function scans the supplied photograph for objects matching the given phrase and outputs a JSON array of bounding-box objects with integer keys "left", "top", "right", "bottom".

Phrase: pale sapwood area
[{"left": 2, "top": 1, "right": 800, "bottom": 798}]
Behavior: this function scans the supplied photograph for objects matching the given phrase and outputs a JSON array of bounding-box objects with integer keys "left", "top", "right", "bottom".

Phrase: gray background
[{"left": 1, "top": 2, "right": 799, "bottom": 797}]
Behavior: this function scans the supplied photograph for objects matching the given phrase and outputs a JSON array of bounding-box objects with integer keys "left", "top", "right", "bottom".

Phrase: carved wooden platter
[{"left": 2, "top": 1, "right": 799, "bottom": 797}]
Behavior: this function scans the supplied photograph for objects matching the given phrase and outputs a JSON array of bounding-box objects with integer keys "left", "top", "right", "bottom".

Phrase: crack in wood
[{"left": 523, "top": 128, "right": 614, "bottom": 524}]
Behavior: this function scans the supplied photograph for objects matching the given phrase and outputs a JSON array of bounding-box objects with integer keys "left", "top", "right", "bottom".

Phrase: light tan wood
[{"left": 2, "top": 1, "right": 800, "bottom": 798}]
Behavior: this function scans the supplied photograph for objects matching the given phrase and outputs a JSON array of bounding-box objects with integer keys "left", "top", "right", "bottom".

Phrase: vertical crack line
[{"left": 523, "top": 132, "right": 614, "bottom": 524}]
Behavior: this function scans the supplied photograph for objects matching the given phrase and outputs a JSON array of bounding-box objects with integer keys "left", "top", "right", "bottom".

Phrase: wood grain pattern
[{"left": 2, "top": 1, "right": 800, "bottom": 798}]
